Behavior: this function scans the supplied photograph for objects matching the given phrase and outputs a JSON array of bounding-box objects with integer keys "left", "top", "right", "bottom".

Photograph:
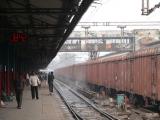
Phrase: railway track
[
  {"left": 76, "top": 88, "right": 160, "bottom": 120},
  {"left": 54, "top": 80, "right": 119, "bottom": 120}
]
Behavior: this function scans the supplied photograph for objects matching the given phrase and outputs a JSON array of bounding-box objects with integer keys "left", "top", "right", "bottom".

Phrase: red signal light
[{"left": 10, "top": 33, "right": 28, "bottom": 43}]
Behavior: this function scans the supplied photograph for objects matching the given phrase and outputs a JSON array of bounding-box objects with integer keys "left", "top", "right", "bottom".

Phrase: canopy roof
[{"left": 0, "top": 0, "right": 93, "bottom": 69}]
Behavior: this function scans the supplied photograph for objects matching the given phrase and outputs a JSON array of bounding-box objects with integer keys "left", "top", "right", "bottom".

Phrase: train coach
[{"left": 55, "top": 47, "right": 160, "bottom": 108}]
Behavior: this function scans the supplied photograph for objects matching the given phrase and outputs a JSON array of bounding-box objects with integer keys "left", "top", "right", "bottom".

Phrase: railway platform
[{"left": 0, "top": 84, "right": 71, "bottom": 120}]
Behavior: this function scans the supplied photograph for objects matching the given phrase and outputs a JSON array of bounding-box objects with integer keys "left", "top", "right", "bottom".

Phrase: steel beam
[
  {"left": 55, "top": 0, "right": 94, "bottom": 56},
  {"left": 29, "top": 34, "right": 62, "bottom": 38},
  {"left": 77, "top": 21, "right": 160, "bottom": 26},
  {"left": 0, "top": 25, "right": 68, "bottom": 29},
  {"left": 8, "top": 0, "right": 28, "bottom": 7},
  {"left": 11, "top": 15, "right": 53, "bottom": 25},
  {"left": 6, "top": 0, "right": 22, "bottom": 26},
  {"left": 0, "top": 8, "right": 75, "bottom": 15},
  {"left": 8, "top": 0, "right": 59, "bottom": 20},
  {"left": 67, "top": 36, "right": 134, "bottom": 40}
]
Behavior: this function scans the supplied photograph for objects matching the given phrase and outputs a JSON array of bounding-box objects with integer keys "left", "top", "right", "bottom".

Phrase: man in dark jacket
[
  {"left": 48, "top": 72, "right": 54, "bottom": 95},
  {"left": 14, "top": 73, "right": 25, "bottom": 109}
]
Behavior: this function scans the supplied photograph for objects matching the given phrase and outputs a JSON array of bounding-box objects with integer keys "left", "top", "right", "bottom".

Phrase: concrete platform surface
[{"left": 0, "top": 86, "right": 69, "bottom": 120}]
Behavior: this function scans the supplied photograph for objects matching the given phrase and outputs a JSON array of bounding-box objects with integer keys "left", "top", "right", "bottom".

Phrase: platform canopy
[{"left": 0, "top": 0, "right": 93, "bottom": 70}]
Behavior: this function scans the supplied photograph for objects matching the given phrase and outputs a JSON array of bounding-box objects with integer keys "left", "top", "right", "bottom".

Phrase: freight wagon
[{"left": 55, "top": 47, "right": 160, "bottom": 108}]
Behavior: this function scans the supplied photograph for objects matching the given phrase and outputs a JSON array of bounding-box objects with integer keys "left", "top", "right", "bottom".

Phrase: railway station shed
[
  {"left": 0, "top": 0, "right": 93, "bottom": 119},
  {"left": 0, "top": 0, "right": 93, "bottom": 97}
]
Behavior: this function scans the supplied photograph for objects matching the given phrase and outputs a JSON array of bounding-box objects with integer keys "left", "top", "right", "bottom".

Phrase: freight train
[{"left": 55, "top": 47, "right": 160, "bottom": 109}]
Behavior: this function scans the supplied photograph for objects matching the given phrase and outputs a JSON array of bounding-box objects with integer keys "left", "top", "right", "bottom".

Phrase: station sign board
[{"left": 134, "top": 29, "right": 160, "bottom": 50}]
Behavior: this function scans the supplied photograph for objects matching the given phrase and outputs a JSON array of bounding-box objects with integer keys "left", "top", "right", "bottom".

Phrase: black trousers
[
  {"left": 48, "top": 82, "right": 53, "bottom": 93},
  {"left": 31, "top": 86, "right": 39, "bottom": 99},
  {"left": 15, "top": 90, "right": 23, "bottom": 107}
]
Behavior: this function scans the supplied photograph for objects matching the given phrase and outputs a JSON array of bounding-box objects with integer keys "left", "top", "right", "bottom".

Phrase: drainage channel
[{"left": 54, "top": 80, "right": 119, "bottom": 120}]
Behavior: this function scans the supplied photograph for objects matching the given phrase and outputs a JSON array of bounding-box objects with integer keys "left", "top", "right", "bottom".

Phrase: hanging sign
[{"left": 9, "top": 32, "right": 28, "bottom": 43}]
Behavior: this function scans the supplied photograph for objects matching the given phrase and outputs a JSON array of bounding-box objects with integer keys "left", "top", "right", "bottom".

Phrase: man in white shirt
[{"left": 29, "top": 72, "right": 41, "bottom": 99}]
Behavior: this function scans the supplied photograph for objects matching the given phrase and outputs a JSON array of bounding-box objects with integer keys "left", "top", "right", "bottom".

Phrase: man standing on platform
[{"left": 48, "top": 72, "right": 54, "bottom": 95}]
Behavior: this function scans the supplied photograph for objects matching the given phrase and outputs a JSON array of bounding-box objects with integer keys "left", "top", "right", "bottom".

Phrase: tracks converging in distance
[{"left": 54, "top": 79, "right": 119, "bottom": 120}]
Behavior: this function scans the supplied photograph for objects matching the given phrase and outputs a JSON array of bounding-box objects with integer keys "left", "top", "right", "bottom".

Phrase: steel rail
[
  {"left": 53, "top": 82, "right": 83, "bottom": 120},
  {"left": 54, "top": 79, "right": 119, "bottom": 120}
]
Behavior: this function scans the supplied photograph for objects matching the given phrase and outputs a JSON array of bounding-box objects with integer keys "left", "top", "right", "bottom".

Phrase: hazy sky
[
  {"left": 73, "top": 0, "right": 160, "bottom": 31},
  {"left": 48, "top": 0, "right": 160, "bottom": 69},
  {"left": 81, "top": 0, "right": 160, "bottom": 22}
]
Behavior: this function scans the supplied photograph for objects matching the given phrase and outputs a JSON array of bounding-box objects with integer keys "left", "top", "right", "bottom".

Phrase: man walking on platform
[
  {"left": 14, "top": 73, "right": 25, "bottom": 109},
  {"left": 29, "top": 72, "right": 41, "bottom": 99},
  {"left": 48, "top": 72, "right": 54, "bottom": 95}
]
